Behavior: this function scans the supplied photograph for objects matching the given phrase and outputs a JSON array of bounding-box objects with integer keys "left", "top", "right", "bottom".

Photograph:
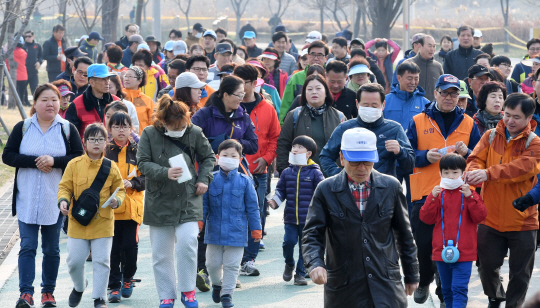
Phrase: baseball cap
[
  {"left": 172, "top": 40, "right": 188, "bottom": 56},
  {"left": 163, "top": 40, "right": 175, "bottom": 52},
  {"left": 57, "top": 85, "right": 74, "bottom": 97},
  {"left": 350, "top": 38, "right": 365, "bottom": 48},
  {"left": 340, "top": 128, "right": 379, "bottom": 163},
  {"left": 128, "top": 34, "right": 144, "bottom": 44},
  {"left": 193, "top": 23, "right": 204, "bottom": 33},
  {"left": 459, "top": 80, "right": 471, "bottom": 99},
  {"left": 87, "top": 64, "right": 115, "bottom": 78},
  {"left": 349, "top": 64, "right": 372, "bottom": 76},
  {"left": 435, "top": 74, "right": 461, "bottom": 91},
  {"left": 520, "top": 56, "right": 540, "bottom": 67},
  {"left": 299, "top": 47, "right": 309, "bottom": 58},
  {"left": 336, "top": 29, "right": 353, "bottom": 41},
  {"left": 203, "top": 30, "right": 217, "bottom": 39},
  {"left": 175, "top": 72, "right": 207, "bottom": 89},
  {"left": 64, "top": 47, "right": 87, "bottom": 58},
  {"left": 215, "top": 43, "right": 232, "bottom": 54},
  {"left": 412, "top": 33, "right": 426, "bottom": 44},
  {"left": 102, "top": 42, "right": 115, "bottom": 52},
  {"left": 243, "top": 31, "right": 256, "bottom": 39},
  {"left": 137, "top": 43, "right": 150, "bottom": 51},
  {"left": 274, "top": 25, "right": 288, "bottom": 33},
  {"left": 468, "top": 64, "right": 493, "bottom": 79},
  {"left": 261, "top": 51, "right": 278, "bottom": 60},
  {"left": 474, "top": 29, "right": 483, "bottom": 38},
  {"left": 145, "top": 35, "right": 161, "bottom": 46},
  {"left": 305, "top": 31, "right": 322, "bottom": 44},
  {"left": 88, "top": 31, "right": 104, "bottom": 41}
]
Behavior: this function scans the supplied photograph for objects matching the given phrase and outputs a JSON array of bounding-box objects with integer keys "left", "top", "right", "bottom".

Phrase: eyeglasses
[
  {"left": 127, "top": 30, "right": 137, "bottom": 34},
  {"left": 309, "top": 53, "right": 325, "bottom": 59},
  {"left": 86, "top": 138, "right": 106, "bottom": 144},
  {"left": 231, "top": 93, "right": 246, "bottom": 99},
  {"left": 112, "top": 125, "right": 131, "bottom": 131},
  {"left": 95, "top": 77, "right": 111, "bottom": 82},
  {"left": 529, "top": 47, "right": 540, "bottom": 52},
  {"left": 191, "top": 67, "right": 208, "bottom": 72},
  {"left": 437, "top": 91, "right": 460, "bottom": 98},
  {"left": 499, "top": 63, "right": 513, "bottom": 69},
  {"left": 472, "top": 76, "right": 491, "bottom": 82},
  {"left": 76, "top": 70, "right": 88, "bottom": 77},
  {"left": 123, "top": 75, "right": 138, "bottom": 79},
  {"left": 24, "top": 36, "right": 32, "bottom": 38},
  {"left": 347, "top": 161, "right": 375, "bottom": 167}
]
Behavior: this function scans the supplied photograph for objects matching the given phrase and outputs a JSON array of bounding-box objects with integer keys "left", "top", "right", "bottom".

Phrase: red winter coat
[
  {"left": 5, "top": 47, "right": 28, "bottom": 81},
  {"left": 420, "top": 189, "right": 487, "bottom": 262}
]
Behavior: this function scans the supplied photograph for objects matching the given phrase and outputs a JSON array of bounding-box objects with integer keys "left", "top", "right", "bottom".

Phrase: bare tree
[
  {"left": 136, "top": 0, "right": 144, "bottom": 26},
  {"left": 174, "top": 0, "right": 193, "bottom": 31},
  {"left": 326, "top": 0, "right": 351, "bottom": 31},
  {"left": 500, "top": 0, "right": 510, "bottom": 52},
  {"left": 366, "top": 0, "right": 402, "bottom": 39},
  {"left": 267, "top": 0, "right": 291, "bottom": 30},
  {"left": 72, "top": 0, "right": 103, "bottom": 33},
  {"left": 230, "top": 0, "right": 250, "bottom": 39},
  {"left": 102, "top": 0, "right": 121, "bottom": 43},
  {"left": 353, "top": 0, "right": 368, "bottom": 38},
  {"left": 302, "top": 0, "right": 326, "bottom": 33}
]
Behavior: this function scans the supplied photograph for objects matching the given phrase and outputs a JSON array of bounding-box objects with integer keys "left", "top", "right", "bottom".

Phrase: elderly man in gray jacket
[{"left": 404, "top": 35, "right": 443, "bottom": 101}]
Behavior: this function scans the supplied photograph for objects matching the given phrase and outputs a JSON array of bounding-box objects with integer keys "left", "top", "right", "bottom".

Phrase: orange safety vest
[{"left": 410, "top": 113, "right": 474, "bottom": 202}]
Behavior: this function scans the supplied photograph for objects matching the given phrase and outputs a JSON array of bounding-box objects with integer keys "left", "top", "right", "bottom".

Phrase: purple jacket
[
  {"left": 275, "top": 160, "right": 324, "bottom": 225},
  {"left": 191, "top": 105, "right": 259, "bottom": 155}
]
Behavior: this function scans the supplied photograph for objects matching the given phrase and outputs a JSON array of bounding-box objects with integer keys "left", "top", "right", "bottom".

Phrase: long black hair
[{"left": 206, "top": 75, "right": 244, "bottom": 123}]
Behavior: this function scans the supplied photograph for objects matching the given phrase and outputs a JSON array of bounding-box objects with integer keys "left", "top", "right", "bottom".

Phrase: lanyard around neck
[{"left": 441, "top": 191, "right": 463, "bottom": 248}]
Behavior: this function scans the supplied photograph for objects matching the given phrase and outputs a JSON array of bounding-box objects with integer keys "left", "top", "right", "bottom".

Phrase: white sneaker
[{"left": 239, "top": 260, "right": 260, "bottom": 276}]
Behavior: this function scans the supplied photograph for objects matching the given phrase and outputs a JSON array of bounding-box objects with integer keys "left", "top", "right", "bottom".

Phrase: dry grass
[{"left": 0, "top": 106, "right": 31, "bottom": 188}]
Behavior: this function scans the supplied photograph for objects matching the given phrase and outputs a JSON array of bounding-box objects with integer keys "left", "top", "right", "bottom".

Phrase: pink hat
[
  {"left": 247, "top": 60, "right": 268, "bottom": 75},
  {"left": 57, "top": 85, "right": 74, "bottom": 97}
]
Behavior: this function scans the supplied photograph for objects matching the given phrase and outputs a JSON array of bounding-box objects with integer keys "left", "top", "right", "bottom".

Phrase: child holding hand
[{"left": 420, "top": 153, "right": 487, "bottom": 308}]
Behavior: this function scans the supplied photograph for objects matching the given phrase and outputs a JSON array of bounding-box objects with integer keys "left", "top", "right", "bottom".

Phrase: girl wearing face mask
[
  {"left": 472, "top": 81, "right": 507, "bottom": 135},
  {"left": 420, "top": 153, "right": 486, "bottom": 308},
  {"left": 136, "top": 95, "right": 216, "bottom": 308},
  {"left": 276, "top": 74, "right": 346, "bottom": 175}
]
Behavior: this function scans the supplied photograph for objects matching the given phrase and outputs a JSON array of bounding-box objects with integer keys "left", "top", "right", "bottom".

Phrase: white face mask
[
  {"left": 218, "top": 156, "right": 240, "bottom": 171},
  {"left": 195, "top": 32, "right": 202, "bottom": 39},
  {"left": 164, "top": 127, "right": 187, "bottom": 138},
  {"left": 358, "top": 106, "right": 383, "bottom": 123},
  {"left": 254, "top": 86, "right": 261, "bottom": 93},
  {"left": 289, "top": 152, "right": 308, "bottom": 165},
  {"left": 440, "top": 177, "right": 465, "bottom": 190}
]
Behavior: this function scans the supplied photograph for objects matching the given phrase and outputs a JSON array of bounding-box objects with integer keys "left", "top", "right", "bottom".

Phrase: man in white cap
[
  {"left": 303, "top": 127, "right": 419, "bottom": 308},
  {"left": 172, "top": 40, "right": 188, "bottom": 56},
  {"left": 305, "top": 31, "right": 322, "bottom": 44},
  {"left": 473, "top": 29, "right": 483, "bottom": 49}
]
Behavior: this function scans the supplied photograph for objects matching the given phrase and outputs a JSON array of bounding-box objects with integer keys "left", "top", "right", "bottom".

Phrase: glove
[
  {"left": 251, "top": 230, "right": 262, "bottom": 240},
  {"left": 512, "top": 194, "right": 535, "bottom": 212}
]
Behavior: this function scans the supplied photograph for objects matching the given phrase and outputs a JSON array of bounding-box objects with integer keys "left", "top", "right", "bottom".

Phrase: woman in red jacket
[
  {"left": 261, "top": 47, "right": 288, "bottom": 99},
  {"left": 11, "top": 38, "right": 29, "bottom": 106}
]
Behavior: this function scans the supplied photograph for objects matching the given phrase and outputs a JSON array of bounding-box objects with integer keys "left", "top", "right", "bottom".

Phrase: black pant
[
  {"left": 411, "top": 200, "right": 443, "bottom": 300},
  {"left": 108, "top": 220, "right": 139, "bottom": 289},
  {"left": 477, "top": 224, "right": 536, "bottom": 308},
  {"left": 16, "top": 80, "right": 28, "bottom": 106},
  {"left": 26, "top": 72, "right": 39, "bottom": 102},
  {"left": 47, "top": 71, "right": 60, "bottom": 82},
  {"left": 197, "top": 223, "right": 207, "bottom": 274}
]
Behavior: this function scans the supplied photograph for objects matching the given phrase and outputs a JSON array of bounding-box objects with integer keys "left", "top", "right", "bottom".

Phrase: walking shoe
[
  {"left": 220, "top": 294, "right": 234, "bottom": 308},
  {"left": 263, "top": 231, "right": 267, "bottom": 236},
  {"left": 121, "top": 277, "right": 134, "bottom": 298},
  {"left": 159, "top": 299, "right": 175, "bottom": 308},
  {"left": 294, "top": 274, "right": 308, "bottom": 286},
  {"left": 41, "top": 292, "right": 56, "bottom": 307},
  {"left": 196, "top": 270, "right": 211, "bottom": 292},
  {"left": 235, "top": 279, "right": 242, "bottom": 288},
  {"left": 259, "top": 240, "right": 265, "bottom": 250},
  {"left": 94, "top": 299, "right": 107, "bottom": 308},
  {"left": 212, "top": 285, "right": 222, "bottom": 303},
  {"left": 413, "top": 285, "right": 429, "bottom": 304},
  {"left": 283, "top": 264, "right": 294, "bottom": 281},
  {"left": 68, "top": 289, "right": 84, "bottom": 307},
  {"left": 180, "top": 290, "right": 198, "bottom": 308},
  {"left": 16, "top": 293, "right": 34, "bottom": 308},
  {"left": 440, "top": 302, "right": 446, "bottom": 308},
  {"left": 239, "top": 260, "right": 260, "bottom": 276},
  {"left": 108, "top": 289, "right": 121, "bottom": 303},
  {"left": 488, "top": 297, "right": 503, "bottom": 308}
]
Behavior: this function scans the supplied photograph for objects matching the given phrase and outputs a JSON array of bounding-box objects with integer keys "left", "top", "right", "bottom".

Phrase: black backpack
[{"left": 70, "top": 159, "right": 111, "bottom": 226}]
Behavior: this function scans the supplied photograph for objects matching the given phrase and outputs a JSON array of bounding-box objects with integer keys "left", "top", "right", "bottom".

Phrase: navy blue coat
[{"left": 275, "top": 161, "right": 324, "bottom": 225}]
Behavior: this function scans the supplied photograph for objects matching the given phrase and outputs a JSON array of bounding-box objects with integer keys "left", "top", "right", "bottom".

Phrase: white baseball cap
[
  {"left": 175, "top": 72, "right": 207, "bottom": 89},
  {"left": 340, "top": 128, "right": 379, "bottom": 162},
  {"left": 305, "top": 31, "right": 322, "bottom": 44},
  {"left": 173, "top": 40, "right": 188, "bottom": 56},
  {"left": 474, "top": 29, "right": 483, "bottom": 38}
]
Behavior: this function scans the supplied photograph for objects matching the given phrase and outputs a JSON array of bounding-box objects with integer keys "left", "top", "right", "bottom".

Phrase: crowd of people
[{"left": 3, "top": 20, "right": 540, "bottom": 308}]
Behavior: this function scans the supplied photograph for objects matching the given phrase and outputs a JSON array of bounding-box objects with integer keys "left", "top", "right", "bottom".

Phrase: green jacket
[
  {"left": 280, "top": 66, "right": 308, "bottom": 123},
  {"left": 137, "top": 124, "right": 216, "bottom": 226}
]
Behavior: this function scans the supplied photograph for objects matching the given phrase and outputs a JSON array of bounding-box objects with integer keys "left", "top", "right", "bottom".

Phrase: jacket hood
[
  {"left": 390, "top": 83, "right": 426, "bottom": 100},
  {"left": 80, "top": 39, "right": 95, "bottom": 48}
]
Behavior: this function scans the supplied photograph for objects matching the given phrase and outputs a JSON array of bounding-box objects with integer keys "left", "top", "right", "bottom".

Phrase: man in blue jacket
[
  {"left": 319, "top": 83, "right": 415, "bottom": 179},
  {"left": 384, "top": 61, "right": 430, "bottom": 214}
]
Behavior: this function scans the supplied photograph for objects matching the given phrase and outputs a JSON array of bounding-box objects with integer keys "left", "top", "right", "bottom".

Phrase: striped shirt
[
  {"left": 348, "top": 176, "right": 371, "bottom": 216},
  {"left": 279, "top": 52, "right": 297, "bottom": 76},
  {"left": 16, "top": 114, "right": 66, "bottom": 225}
]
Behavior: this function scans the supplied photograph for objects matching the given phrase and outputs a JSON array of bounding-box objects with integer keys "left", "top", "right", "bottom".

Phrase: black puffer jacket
[
  {"left": 442, "top": 45, "right": 483, "bottom": 80},
  {"left": 302, "top": 170, "right": 419, "bottom": 308}
]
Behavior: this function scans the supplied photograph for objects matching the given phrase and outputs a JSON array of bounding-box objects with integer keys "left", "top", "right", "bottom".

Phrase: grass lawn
[{"left": 0, "top": 105, "right": 32, "bottom": 188}]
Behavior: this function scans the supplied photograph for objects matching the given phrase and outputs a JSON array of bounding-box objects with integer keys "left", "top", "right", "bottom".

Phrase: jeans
[
  {"left": 436, "top": 261, "right": 472, "bottom": 308},
  {"left": 283, "top": 223, "right": 305, "bottom": 276},
  {"left": 18, "top": 214, "right": 63, "bottom": 295},
  {"left": 242, "top": 173, "right": 266, "bottom": 263}
]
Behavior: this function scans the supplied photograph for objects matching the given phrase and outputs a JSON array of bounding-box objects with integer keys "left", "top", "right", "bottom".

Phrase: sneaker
[
  {"left": 121, "top": 277, "right": 134, "bottom": 298},
  {"left": 94, "top": 299, "right": 107, "bottom": 308},
  {"left": 180, "top": 290, "right": 198, "bottom": 308},
  {"left": 263, "top": 231, "right": 267, "bottom": 236},
  {"left": 212, "top": 285, "right": 222, "bottom": 303},
  {"left": 108, "top": 289, "right": 121, "bottom": 303},
  {"left": 235, "top": 279, "right": 242, "bottom": 288},
  {"left": 16, "top": 293, "right": 34, "bottom": 308},
  {"left": 414, "top": 285, "right": 429, "bottom": 304},
  {"left": 159, "top": 299, "right": 175, "bottom": 308},
  {"left": 259, "top": 240, "right": 265, "bottom": 250},
  {"left": 196, "top": 270, "right": 211, "bottom": 292},
  {"left": 220, "top": 294, "right": 234, "bottom": 308},
  {"left": 68, "top": 289, "right": 84, "bottom": 307},
  {"left": 488, "top": 297, "right": 503, "bottom": 308},
  {"left": 283, "top": 264, "right": 294, "bottom": 281},
  {"left": 294, "top": 274, "right": 308, "bottom": 286},
  {"left": 41, "top": 293, "right": 56, "bottom": 307},
  {"left": 239, "top": 260, "right": 260, "bottom": 276}
]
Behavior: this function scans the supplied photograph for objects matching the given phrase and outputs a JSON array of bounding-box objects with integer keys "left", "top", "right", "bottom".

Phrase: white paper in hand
[
  {"left": 101, "top": 187, "right": 121, "bottom": 208},
  {"left": 127, "top": 167, "right": 138, "bottom": 180},
  {"left": 169, "top": 153, "right": 193, "bottom": 184}
]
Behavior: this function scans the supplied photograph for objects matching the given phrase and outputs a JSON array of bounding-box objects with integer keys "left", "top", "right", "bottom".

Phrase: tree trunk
[
  {"left": 110, "top": 0, "right": 120, "bottom": 42},
  {"left": 502, "top": 0, "right": 509, "bottom": 53},
  {"left": 320, "top": 7, "right": 324, "bottom": 34},
  {"left": 136, "top": 0, "right": 144, "bottom": 26},
  {"left": 362, "top": 10, "right": 367, "bottom": 39},
  {"left": 102, "top": 0, "right": 114, "bottom": 42},
  {"left": 59, "top": 0, "right": 68, "bottom": 29},
  {"left": 372, "top": 24, "right": 390, "bottom": 39},
  {"left": 185, "top": 14, "right": 190, "bottom": 32},
  {"left": 236, "top": 13, "right": 241, "bottom": 43},
  {"left": 7, "top": 1, "right": 20, "bottom": 109},
  {"left": 354, "top": 5, "right": 361, "bottom": 38}
]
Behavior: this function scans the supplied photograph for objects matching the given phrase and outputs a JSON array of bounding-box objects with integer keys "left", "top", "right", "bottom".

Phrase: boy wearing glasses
[{"left": 406, "top": 74, "right": 481, "bottom": 305}]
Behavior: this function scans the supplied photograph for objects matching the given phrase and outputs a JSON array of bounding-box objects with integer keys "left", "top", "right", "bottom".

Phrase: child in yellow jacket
[{"left": 58, "top": 123, "right": 126, "bottom": 308}]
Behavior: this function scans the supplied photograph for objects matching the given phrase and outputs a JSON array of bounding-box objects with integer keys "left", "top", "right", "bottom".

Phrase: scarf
[
  {"left": 305, "top": 103, "right": 327, "bottom": 118},
  {"left": 265, "top": 70, "right": 276, "bottom": 87},
  {"left": 438, "top": 49, "right": 449, "bottom": 58},
  {"left": 476, "top": 110, "right": 503, "bottom": 130}
]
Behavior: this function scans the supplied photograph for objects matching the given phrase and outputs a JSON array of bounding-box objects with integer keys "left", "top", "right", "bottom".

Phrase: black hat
[
  {"left": 193, "top": 23, "right": 204, "bottom": 33},
  {"left": 145, "top": 35, "right": 161, "bottom": 47},
  {"left": 216, "top": 43, "right": 232, "bottom": 54},
  {"left": 468, "top": 64, "right": 494, "bottom": 79},
  {"left": 64, "top": 47, "right": 87, "bottom": 59}
]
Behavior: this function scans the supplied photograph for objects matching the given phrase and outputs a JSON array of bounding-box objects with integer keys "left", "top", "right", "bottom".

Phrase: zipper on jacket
[
  {"left": 296, "top": 166, "right": 303, "bottom": 225},
  {"left": 254, "top": 111, "right": 260, "bottom": 131}
]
